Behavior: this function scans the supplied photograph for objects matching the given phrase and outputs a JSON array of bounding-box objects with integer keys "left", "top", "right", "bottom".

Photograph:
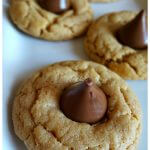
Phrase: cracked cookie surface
[
  {"left": 12, "top": 61, "right": 142, "bottom": 150},
  {"left": 84, "top": 11, "right": 147, "bottom": 80},
  {"left": 9, "top": 0, "right": 93, "bottom": 40}
]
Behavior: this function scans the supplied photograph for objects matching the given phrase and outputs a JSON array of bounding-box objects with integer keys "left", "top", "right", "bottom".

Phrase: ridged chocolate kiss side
[
  {"left": 117, "top": 10, "right": 148, "bottom": 49},
  {"left": 60, "top": 78, "right": 108, "bottom": 124},
  {"left": 39, "top": 0, "right": 71, "bottom": 14}
]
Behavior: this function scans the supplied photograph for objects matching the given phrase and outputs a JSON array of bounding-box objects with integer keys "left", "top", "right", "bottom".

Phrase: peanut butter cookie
[
  {"left": 9, "top": 0, "right": 93, "bottom": 40},
  {"left": 13, "top": 60, "right": 142, "bottom": 150},
  {"left": 84, "top": 11, "right": 147, "bottom": 80}
]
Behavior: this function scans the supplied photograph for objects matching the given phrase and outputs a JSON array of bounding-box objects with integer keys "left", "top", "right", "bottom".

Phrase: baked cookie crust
[
  {"left": 12, "top": 61, "right": 142, "bottom": 150},
  {"left": 84, "top": 11, "right": 147, "bottom": 80},
  {"left": 9, "top": 0, "right": 93, "bottom": 40}
]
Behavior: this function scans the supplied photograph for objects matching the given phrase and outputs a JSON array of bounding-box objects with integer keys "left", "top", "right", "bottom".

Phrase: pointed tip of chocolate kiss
[
  {"left": 117, "top": 10, "right": 148, "bottom": 49},
  {"left": 139, "top": 9, "right": 144, "bottom": 15},
  {"left": 137, "top": 10, "right": 147, "bottom": 23},
  {"left": 85, "top": 78, "right": 93, "bottom": 86}
]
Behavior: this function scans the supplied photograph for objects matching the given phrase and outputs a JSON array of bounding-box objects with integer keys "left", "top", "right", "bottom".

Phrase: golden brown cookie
[
  {"left": 9, "top": 0, "right": 93, "bottom": 41},
  {"left": 84, "top": 11, "right": 147, "bottom": 80},
  {"left": 12, "top": 60, "right": 142, "bottom": 150}
]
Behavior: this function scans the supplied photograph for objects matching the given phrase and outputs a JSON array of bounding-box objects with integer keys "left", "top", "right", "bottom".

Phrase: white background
[{"left": 3, "top": 0, "right": 147, "bottom": 149}]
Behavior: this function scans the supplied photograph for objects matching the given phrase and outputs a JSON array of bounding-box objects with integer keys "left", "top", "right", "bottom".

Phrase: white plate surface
[{"left": 3, "top": 0, "right": 147, "bottom": 149}]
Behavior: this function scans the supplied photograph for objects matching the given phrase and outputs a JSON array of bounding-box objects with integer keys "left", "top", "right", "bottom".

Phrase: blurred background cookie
[
  {"left": 84, "top": 11, "right": 147, "bottom": 80},
  {"left": 9, "top": 0, "right": 93, "bottom": 41}
]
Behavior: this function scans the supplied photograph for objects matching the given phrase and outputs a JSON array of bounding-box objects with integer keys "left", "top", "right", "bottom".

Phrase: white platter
[{"left": 3, "top": 0, "right": 147, "bottom": 149}]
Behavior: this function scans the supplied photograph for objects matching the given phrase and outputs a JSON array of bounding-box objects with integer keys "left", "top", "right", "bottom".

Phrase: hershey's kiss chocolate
[
  {"left": 117, "top": 10, "right": 148, "bottom": 49},
  {"left": 60, "top": 78, "right": 108, "bottom": 124},
  {"left": 39, "top": 0, "right": 71, "bottom": 14}
]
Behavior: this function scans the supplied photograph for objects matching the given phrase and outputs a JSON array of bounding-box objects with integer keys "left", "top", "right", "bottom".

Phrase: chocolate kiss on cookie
[
  {"left": 60, "top": 78, "right": 107, "bottom": 124},
  {"left": 39, "top": 0, "right": 71, "bottom": 14},
  {"left": 117, "top": 10, "right": 147, "bottom": 49}
]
